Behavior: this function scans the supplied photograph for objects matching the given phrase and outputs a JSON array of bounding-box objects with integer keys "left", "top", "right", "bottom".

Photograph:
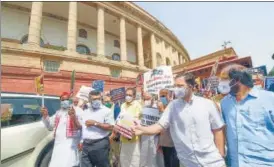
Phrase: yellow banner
[{"left": 35, "top": 75, "right": 44, "bottom": 95}]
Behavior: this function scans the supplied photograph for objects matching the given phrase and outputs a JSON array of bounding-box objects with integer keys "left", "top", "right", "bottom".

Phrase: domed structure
[{"left": 1, "top": 2, "right": 190, "bottom": 95}]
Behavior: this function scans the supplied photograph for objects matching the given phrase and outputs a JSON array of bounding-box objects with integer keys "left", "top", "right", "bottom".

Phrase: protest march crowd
[{"left": 40, "top": 63, "right": 274, "bottom": 167}]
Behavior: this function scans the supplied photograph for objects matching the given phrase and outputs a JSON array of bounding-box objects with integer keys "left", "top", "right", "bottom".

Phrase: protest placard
[
  {"left": 110, "top": 87, "right": 126, "bottom": 104},
  {"left": 143, "top": 66, "right": 174, "bottom": 94},
  {"left": 92, "top": 80, "right": 104, "bottom": 92},
  {"left": 76, "top": 86, "right": 94, "bottom": 101},
  {"left": 264, "top": 77, "right": 274, "bottom": 92},
  {"left": 141, "top": 107, "right": 161, "bottom": 126},
  {"left": 113, "top": 112, "right": 135, "bottom": 139},
  {"left": 208, "top": 76, "right": 219, "bottom": 90}
]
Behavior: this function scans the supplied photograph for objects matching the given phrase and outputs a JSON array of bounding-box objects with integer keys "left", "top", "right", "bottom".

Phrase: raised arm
[{"left": 41, "top": 107, "right": 55, "bottom": 131}]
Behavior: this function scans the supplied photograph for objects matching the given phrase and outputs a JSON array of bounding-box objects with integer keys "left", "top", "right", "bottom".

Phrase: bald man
[{"left": 219, "top": 64, "right": 274, "bottom": 167}]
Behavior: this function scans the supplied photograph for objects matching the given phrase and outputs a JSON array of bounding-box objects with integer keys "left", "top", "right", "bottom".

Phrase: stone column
[
  {"left": 28, "top": 2, "right": 43, "bottom": 47},
  {"left": 150, "top": 33, "right": 156, "bottom": 68},
  {"left": 67, "top": 2, "right": 77, "bottom": 52},
  {"left": 176, "top": 51, "right": 180, "bottom": 64},
  {"left": 161, "top": 40, "right": 166, "bottom": 65},
  {"left": 169, "top": 45, "right": 174, "bottom": 66},
  {"left": 97, "top": 6, "right": 105, "bottom": 56},
  {"left": 180, "top": 54, "right": 183, "bottom": 64},
  {"left": 137, "top": 25, "right": 144, "bottom": 67},
  {"left": 120, "top": 17, "right": 127, "bottom": 62}
]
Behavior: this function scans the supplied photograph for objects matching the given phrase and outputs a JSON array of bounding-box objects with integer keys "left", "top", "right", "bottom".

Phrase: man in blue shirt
[{"left": 218, "top": 64, "right": 274, "bottom": 167}]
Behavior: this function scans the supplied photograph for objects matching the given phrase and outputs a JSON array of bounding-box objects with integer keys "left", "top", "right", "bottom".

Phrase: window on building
[
  {"left": 79, "top": 29, "right": 87, "bottom": 39},
  {"left": 44, "top": 60, "right": 60, "bottom": 72},
  {"left": 76, "top": 44, "right": 90, "bottom": 55},
  {"left": 111, "top": 69, "right": 121, "bottom": 78},
  {"left": 156, "top": 53, "right": 163, "bottom": 67},
  {"left": 114, "top": 40, "right": 120, "bottom": 48},
  {"left": 21, "top": 35, "right": 44, "bottom": 47},
  {"left": 172, "top": 48, "right": 176, "bottom": 53},
  {"left": 112, "top": 53, "right": 121, "bottom": 61}
]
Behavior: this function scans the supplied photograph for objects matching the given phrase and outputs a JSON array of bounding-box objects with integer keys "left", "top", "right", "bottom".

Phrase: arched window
[
  {"left": 76, "top": 44, "right": 90, "bottom": 55},
  {"left": 21, "top": 34, "right": 44, "bottom": 46},
  {"left": 112, "top": 53, "right": 121, "bottom": 61},
  {"left": 166, "top": 58, "right": 171, "bottom": 65},
  {"left": 156, "top": 53, "right": 163, "bottom": 67},
  {"left": 79, "top": 29, "right": 87, "bottom": 39}
]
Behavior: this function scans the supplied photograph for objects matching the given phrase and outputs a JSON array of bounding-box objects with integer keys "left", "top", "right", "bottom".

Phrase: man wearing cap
[
  {"left": 77, "top": 90, "right": 114, "bottom": 167},
  {"left": 219, "top": 64, "right": 274, "bottom": 167},
  {"left": 41, "top": 92, "right": 83, "bottom": 167}
]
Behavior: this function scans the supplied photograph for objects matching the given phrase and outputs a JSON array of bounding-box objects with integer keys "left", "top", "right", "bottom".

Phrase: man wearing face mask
[
  {"left": 139, "top": 91, "right": 164, "bottom": 167},
  {"left": 219, "top": 64, "right": 274, "bottom": 167},
  {"left": 116, "top": 87, "right": 142, "bottom": 167},
  {"left": 158, "top": 89, "right": 180, "bottom": 167},
  {"left": 41, "top": 92, "right": 83, "bottom": 167},
  {"left": 77, "top": 90, "right": 114, "bottom": 167},
  {"left": 132, "top": 73, "right": 226, "bottom": 167}
]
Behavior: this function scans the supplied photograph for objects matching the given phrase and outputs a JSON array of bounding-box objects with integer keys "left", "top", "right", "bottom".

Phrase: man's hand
[
  {"left": 85, "top": 120, "right": 97, "bottom": 127},
  {"left": 131, "top": 121, "right": 144, "bottom": 136},
  {"left": 78, "top": 143, "right": 83, "bottom": 151},
  {"left": 157, "top": 101, "right": 165, "bottom": 112},
  {"left": 40, "top": 107, "right": 48, "bottom": 118}
]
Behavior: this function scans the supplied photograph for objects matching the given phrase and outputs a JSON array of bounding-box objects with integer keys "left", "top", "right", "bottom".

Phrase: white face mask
[
  {"left": 125, "top": 96, "right": 133, "bottom": 103},
  {"left": 218, "top": 80, "right": 231, "bottom": 94},
  {"left": 174, "top": 87, "right": 187, "bottom": 99}
]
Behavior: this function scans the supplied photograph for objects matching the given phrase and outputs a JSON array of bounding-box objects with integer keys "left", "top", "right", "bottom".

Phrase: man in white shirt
[
  {"left": 41, "top": 92, "right": 83, "bottom": 167},
  {"left": 77, "top": 90, "right": 114, "bottom": 167},
  {"left": 132, "top": 73, "right": 226, "bottom": 167}
]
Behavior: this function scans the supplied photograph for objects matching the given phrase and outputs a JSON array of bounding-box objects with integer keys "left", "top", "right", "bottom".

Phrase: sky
[{"left": 135, "top": 2, "right": 274, "bottom": 72}]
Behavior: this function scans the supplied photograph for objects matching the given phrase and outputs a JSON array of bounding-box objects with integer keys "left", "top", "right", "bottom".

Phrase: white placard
[
  {"left": 141, "top": 107, "right": 161, "bottom": 126},
  {"left": 143, "top": 66, "right": 174, "bottom": 95},
  {"left": 76, "top": 86, "right": 94, "bottom": 101},
  {"left": 114, "top": 112, "right": 135, "bottom": 139}
]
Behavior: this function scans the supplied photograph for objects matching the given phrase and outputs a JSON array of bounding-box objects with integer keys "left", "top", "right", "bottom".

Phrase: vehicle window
[
  {"left": 43, "top": 99, "right": 60, "bottom": 116},
  {"left": 1, "top": 98, "right": 41, "bottom": 128}
]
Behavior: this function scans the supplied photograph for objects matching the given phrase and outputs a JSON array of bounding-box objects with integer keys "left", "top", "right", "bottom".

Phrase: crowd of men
[{"left": 40, "top": 63, "right": 274, "bottom": 167}]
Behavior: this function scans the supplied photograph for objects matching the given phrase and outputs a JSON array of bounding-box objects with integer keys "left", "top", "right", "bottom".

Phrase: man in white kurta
[{"left": 41, "top": 92, "right": 83, "bottom": 167}]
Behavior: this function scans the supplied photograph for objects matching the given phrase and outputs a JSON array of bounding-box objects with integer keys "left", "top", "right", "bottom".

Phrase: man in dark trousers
[{"left": 76, "top": 90, "right": 114, "bottom": 167}]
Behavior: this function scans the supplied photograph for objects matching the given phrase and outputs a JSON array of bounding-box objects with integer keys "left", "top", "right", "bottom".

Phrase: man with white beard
[{"left": 41, "top": 92, "right": 83, "bottom": 167}]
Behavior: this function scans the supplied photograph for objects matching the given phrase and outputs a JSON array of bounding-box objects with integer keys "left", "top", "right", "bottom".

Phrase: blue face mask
[
  {"left": 92, "top": 100, "right": 101, "bottom": 109},
  {"left": 61, "top": 100, "right": 70, "bottom": 109},
  {"left": 160, "top": 96, "right": 168, "bottom": 106}
]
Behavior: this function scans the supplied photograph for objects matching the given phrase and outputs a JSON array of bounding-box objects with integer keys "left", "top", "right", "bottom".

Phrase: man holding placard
[
  {"left": 113, "top": 87, "right": 142, "bottom": 167},
  {"left": 140, "top": 91, "right": 164, "bottom": 167},
  {"left": 40, "top": 92, "right": 83, "bottom": 167},
  {"left": 132, "top": 73, "right": 226, "bottom": 167}
]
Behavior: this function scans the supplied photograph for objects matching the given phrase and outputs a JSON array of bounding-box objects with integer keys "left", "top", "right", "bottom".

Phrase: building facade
[
  {"left": 1, "top": 2, "right": 190, "bottom": 96},
  {"left": 173, "top": 47, "right": 253, "bottom": 88}
]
